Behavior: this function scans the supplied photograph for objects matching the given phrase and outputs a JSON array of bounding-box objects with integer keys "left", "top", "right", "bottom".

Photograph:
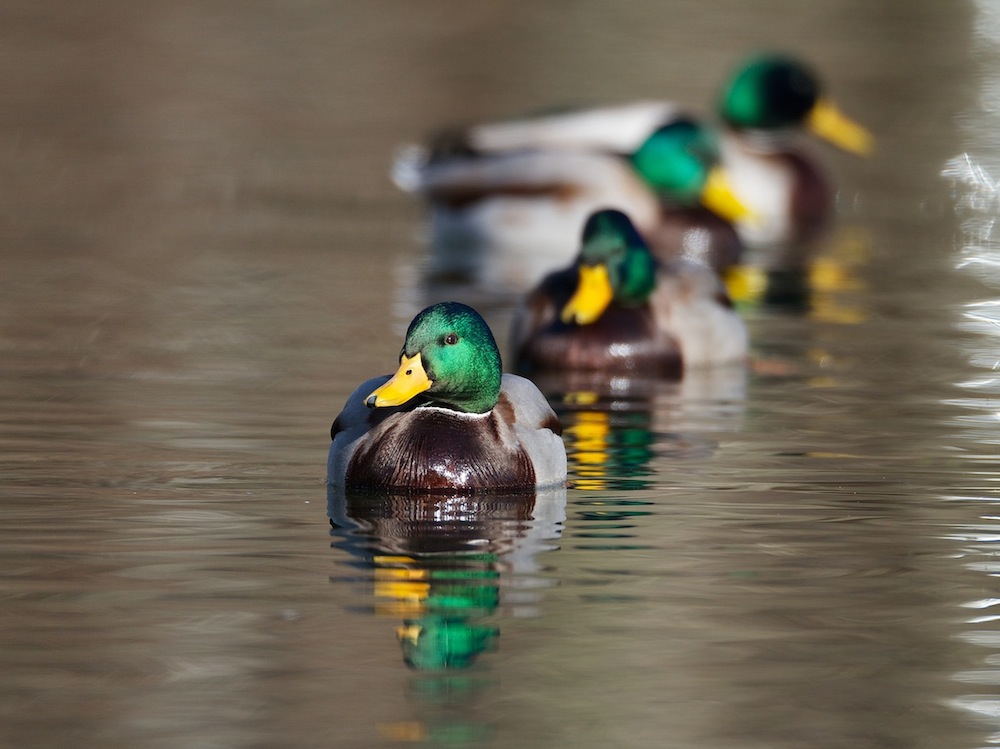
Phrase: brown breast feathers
[
  {"left": 515, "top": 304, "right": 682, "bottom": 378},
  {"left": 346, "top": 407, "right": 536, "bottom": 493}
]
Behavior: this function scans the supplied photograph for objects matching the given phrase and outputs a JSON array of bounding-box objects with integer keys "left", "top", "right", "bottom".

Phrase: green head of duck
[
  {"left": 719, "top": 53, "right": 873, "bottom": 155},
  {"left": 631, "top": 120, "right": 752, "bottom": 222},
  {"left": 367, "top": 302, "right": 502, "bottom": 414},
  {"left": 561, "top": 209, "right": 658, "bottom": 326}
]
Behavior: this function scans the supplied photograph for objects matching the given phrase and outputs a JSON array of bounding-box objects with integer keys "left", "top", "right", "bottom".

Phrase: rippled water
[{"left": 4, "top": 1, "right": 1000, "bottom": 747}]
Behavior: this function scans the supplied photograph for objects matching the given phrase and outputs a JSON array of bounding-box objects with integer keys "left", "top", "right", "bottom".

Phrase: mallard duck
[
  {"left": 510, "top": 209, "right": 747, "bottom": 376},
  {"left": 327, "top": 302, "right": 567, "bottom": 493},
  {"left": 715, "top": 53, "right": 872, "bottom": 261},
  {"left": 394, "top": 117, "right": 749, "bottom": 289},
  {"left": 398, "top": 54, "right": 870, "bottom": 275}
]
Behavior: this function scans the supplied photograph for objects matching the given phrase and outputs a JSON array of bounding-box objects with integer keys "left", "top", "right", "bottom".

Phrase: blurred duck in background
[
  {"left": 714, "top": 54, "right": 871, "bottom": 265},
  {"left": 394, "top": 118, "right": 750, "bottom": 290},
  {"left": 510, "top": 209, "right": 746, "bottom": 377},
  {"left": 395, "top": 53, "right": 871, "bottom": 299}
]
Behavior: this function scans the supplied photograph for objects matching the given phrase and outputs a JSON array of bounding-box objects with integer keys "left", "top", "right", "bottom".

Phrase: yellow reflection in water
[
  {"left": 725, "top": 264, "right": 768, "bottom": 304},
  {"left": 725, "top": 226, "right": 870, "bottom": 325},
  {"left": 374, "top": 556, "right": 430, "bottom": 618},
  {"left": 563, "top": 409, "right": 612, "bottom": 490},
  {"left": 808, "top": 227, "right": 870, "bottom": 325},
  {"left": 378, "top": 721, "right": 428, "bottom": 742}
]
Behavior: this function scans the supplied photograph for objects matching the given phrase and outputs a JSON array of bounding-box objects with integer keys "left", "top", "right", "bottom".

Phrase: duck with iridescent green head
[
  {"left": 397, "top": 54, "right": 871, "bottom": 279},
  {"left": 393, "top": 118, "right": 750, "bottom": 290},
  {"left": 328, "top": 302, "right": 566, "bottom": 493},
  {"left": 716, "top": 53, "right": 872, "bottom": 261},
  {"left": 510, "top": 209, "right": 747, "bottom": 377}
]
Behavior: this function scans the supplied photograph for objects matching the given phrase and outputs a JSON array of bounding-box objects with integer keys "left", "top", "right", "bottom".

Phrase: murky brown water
[{"left": 3, "top": 2, "right": 1000, "bottom": 747}]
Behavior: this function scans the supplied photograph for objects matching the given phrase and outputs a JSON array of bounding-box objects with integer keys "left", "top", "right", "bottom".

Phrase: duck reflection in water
[
  {"left": 537, "top": 365, "right": 747, "bottom": 492},
  {"left": 328, "top": 484, "right": 566, "bottom": 672}
]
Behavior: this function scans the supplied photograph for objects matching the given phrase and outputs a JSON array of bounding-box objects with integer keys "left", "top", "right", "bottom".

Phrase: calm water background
[{"left": 3, "top": 2, "right": 1000, "bottom": 747}]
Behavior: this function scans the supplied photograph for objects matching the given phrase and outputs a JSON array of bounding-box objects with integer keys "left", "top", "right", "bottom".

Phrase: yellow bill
[
  {"left": 365, "top": 353, "right": 432, "bottom": 407},
  {"left": 701, "top": 165, "right": 755, "bottom": 223},
  {"left": 806, "top": 97, "right": 873, "bottom": 156},
  {"left": 561, "top": 263, "right": 614, "bottom": 325}
]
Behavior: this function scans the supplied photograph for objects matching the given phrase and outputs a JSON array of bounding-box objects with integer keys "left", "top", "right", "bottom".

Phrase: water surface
[{"left": 2, "top": 2, "right": 1000, "bottom": 748}]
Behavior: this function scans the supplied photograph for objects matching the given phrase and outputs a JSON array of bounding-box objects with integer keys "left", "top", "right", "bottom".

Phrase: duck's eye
[{"left": 444, "top": 333, "right": 459, "bottom": 345}]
